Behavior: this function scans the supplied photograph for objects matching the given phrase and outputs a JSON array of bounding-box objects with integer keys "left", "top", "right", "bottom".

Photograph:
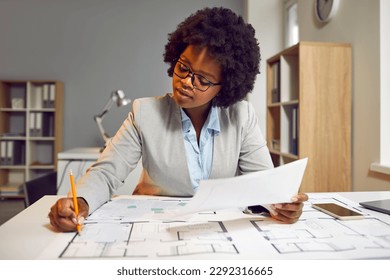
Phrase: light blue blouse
[{"left": 180, "top": 106, "right": 220, "bottom": 191}]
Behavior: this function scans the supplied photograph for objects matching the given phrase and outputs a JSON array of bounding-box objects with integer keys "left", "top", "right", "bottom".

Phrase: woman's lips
[{"left": 177, "top": 88, "right": 193, "bottom": 99}]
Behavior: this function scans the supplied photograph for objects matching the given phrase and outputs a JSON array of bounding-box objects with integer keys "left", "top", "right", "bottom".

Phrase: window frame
[{"left": 370, "top": 0, "right": 390, "bottom": 175}]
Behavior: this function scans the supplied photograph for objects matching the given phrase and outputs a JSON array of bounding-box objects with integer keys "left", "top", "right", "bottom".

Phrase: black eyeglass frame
[{"left": 173, "top": 59, "right": 222, "bottom": 92}]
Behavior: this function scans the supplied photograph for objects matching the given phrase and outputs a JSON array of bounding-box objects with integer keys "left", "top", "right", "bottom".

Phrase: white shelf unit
[{"left": 0, "top": 80, "right": 63, "bottom": 198}]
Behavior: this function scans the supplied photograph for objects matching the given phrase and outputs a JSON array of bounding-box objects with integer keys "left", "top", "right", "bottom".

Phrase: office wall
[
  {"left": 0, "top": 0, "right": 242, "bottom": 149},
  {"left": 244, "top": 0, "right": 284, "bottom": 136}
]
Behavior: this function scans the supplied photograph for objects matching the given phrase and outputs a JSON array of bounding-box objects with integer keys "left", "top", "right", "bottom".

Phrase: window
[
  {"left": 370, "top": 0, "right": 390, "bottom": 175},
  {"left": 285, "top": 0, "right": 299, "bottom": 48}
]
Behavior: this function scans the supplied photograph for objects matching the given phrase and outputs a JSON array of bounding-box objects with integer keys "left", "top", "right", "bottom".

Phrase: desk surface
[
  {"left": 1, "top": 191, "right": 390, "bottom": 260},
  {"left": 56, "top": 147, "right": 141, "bottom": 195},
  {"left": 58, "top": 147, "right": 101, "bottom": 160}
]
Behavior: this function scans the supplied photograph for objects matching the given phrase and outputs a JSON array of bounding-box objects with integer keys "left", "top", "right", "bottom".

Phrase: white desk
[
  {"left": 57, "top": 147, "right": 141, "bottom": 195},
  {"left": 1, "top": 191, "right": 390, "bottom": 260}
]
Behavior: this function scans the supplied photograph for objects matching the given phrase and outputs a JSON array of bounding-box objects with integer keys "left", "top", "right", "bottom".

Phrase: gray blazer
[{"left": 76, "top": 94, "right": 273, "bottom": 212}]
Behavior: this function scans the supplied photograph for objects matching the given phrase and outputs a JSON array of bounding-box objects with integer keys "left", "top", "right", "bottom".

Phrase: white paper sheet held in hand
[{"left": 178, "top": 158, "right": 308, "bottom": 216}]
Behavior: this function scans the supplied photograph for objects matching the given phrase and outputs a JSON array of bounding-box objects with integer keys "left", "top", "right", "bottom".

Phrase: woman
[{"left": 49, "top": 7, "right": 308, "bottom": 232}]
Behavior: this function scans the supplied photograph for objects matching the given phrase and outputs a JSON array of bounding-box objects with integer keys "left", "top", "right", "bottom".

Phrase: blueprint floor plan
[{"left": 39, "top": 194, "right": 390, "bottom": 259}]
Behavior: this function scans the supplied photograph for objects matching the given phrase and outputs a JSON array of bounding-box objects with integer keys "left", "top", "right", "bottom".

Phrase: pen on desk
[{"left": 69, "top": 170, "right": 81, "bottom": 235}]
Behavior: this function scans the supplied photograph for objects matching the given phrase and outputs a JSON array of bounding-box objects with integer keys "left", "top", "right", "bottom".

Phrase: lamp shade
[{"left": 113, "top": 90, "right": 131, "bottom": 107}]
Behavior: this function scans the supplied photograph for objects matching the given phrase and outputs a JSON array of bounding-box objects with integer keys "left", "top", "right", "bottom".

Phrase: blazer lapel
[
  {"left": 210, "top": 108, "right": 224, "bottom": 179},
  {"left": 168, "top": 97, "right": 194, "bottom": 193}
]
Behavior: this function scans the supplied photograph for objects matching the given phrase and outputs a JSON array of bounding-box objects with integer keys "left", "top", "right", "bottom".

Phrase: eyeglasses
[{"left": 173, "top": 60, "right": 221, "bottom": 92}]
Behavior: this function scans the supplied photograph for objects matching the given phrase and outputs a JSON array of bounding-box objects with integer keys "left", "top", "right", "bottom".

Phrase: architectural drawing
[
  {"left": 251, "top": 217, "right": 390, "bottom": 255},
  {"left": 50, "top": 194, "right": 390, "bottom": 259},
  {"left": 60, "top": 221, "right": 238, "bottom": 258}
]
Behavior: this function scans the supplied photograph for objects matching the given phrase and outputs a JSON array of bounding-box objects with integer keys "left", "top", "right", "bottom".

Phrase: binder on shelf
[
  {"left": 15, "top": 141, "right": 25, "bottom": 165},
  {"left": 30, "top": 112, "right": 43, "bottom": 137},
  {"left": 48, "top": 114, "right": 54, "bottom": 136},
  {"left": 271, "top": 62, "right": 280, "bottom": 103},
  {"left": 6, "top": 141, "right": 13, "bottom": 165},
  {"left": 42, "top": 112, "right": 54, "bottom": 137},
  {"left": 0, "top": 141, "right": 7, "bottom": 165},
  {"left": 35, "top": 112, "right": 42, "bottom": 137},
  {"left": 43, "top": 84, "right": 49, "bottom": 108},
  {"left": 49, "top": 84, "right": 56, "bottom": 108},
  {"left": 29, "top": 112, "right": 37, "bottom": 137},
  {"left": 31, "top": 86, "right": 43, "bottom": 109},
  {"left": 290, "top": 106, "right": 298, "bottom": 155},
  {"left": 0, "top": 141, "right": 24, "bottom": 165},
  {"left": 29, "top": 112, "right": 34, "bottom": 136}
]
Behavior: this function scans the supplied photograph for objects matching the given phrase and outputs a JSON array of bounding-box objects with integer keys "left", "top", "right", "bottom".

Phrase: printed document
[{"left": 174, "top": 158, "right": 308, "bottom": 216}]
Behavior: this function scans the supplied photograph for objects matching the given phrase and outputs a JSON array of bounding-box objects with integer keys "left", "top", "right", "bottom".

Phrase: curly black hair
[{"left": 163, "top": 7, "right": 260, "bottom": 107}]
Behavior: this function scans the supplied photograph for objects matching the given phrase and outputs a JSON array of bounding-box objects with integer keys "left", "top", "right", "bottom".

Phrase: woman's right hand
[{"left": 48, "top": 197, "right": 89, "bottom": 232}]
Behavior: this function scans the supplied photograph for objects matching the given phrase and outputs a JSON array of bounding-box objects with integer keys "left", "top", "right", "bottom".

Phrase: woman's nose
[{"left": 182, "top": 75, "right": 194, "bottom": 89}]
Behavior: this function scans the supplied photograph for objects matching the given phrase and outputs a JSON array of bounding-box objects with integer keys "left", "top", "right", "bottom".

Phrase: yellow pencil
[{"left": 69, "top": 170, "right": 81, "bottom": 235}]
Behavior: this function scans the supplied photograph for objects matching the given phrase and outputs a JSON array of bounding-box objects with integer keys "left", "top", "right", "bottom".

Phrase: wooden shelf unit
[
  {"left": 0, "top": 80, "right": 63, "bottom": 198},
  {"left": 266, "top": 42, "right": 351, "bottom": 193}
]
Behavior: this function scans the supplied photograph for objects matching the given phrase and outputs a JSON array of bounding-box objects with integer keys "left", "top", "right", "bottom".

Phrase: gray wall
[
  {"left": 245, "top": 0, "right": 283, "bottom": 136},
  {"left": 0, "top": 0, "right": 243, "bottom": 149}
]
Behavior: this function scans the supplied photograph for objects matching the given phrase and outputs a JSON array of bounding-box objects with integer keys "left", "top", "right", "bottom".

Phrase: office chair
[{"left": 23, "top": 171, "right": 57, "bottom": 207}]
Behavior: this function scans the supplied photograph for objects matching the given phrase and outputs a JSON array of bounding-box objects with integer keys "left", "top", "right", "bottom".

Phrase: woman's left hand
[{"left": 269, "top": 193, "right": 309, "bottom": 224}]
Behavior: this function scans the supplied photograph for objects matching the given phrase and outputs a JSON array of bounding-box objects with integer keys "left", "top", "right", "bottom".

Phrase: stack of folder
[
  {"left": 30, "top": 84, "right": 56, "bottom": 109},
  {"left": 29, "top": 112, "right": 54, "bottom": 137},
  {"left": 0, "top": 140, "right": 25, "bottom": 166}
]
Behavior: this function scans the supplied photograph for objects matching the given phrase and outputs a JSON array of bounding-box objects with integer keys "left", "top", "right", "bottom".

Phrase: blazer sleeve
[
  {"left": 75, "top": 100, "right": 143, "bottom": 213},
  {"left": 238, "top": 102, "right": 274, "bottom": 174}
]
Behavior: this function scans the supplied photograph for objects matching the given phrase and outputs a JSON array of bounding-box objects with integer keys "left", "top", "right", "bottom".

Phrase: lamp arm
[
  {"left": 95, "top": 96, "right": 116, "bottom": 118},
  {"left": 94, "top": 115, "right": 110, "bottom": 144},
  {"left": 94, "top": 96, "right": 116, "bottom": 144},
  {"left": 93, "top": 90, "right": 130, "bottom": 148}
]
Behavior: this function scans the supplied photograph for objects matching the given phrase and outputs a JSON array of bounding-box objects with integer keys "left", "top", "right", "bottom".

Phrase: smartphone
[{"left": 312, "top": 203, "right": 364, "bottom": 220}]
